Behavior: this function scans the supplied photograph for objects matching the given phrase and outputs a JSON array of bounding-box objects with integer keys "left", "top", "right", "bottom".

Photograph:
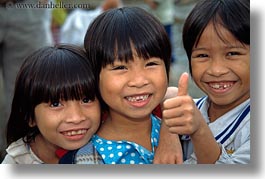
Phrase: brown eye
[
  {"left": 50, "top": 101, "right": 61, "bottom": 107},
  {"left": 146, "top": 62, "right": 158, "bottom": 66},
  {"left": 227, "top": 51, "right": 240, "bottom": 56},
  {"left": 112, "top": 66, "right": 127, "bottom": 70},
  {"left": 197, "top": 54, "right": 208, "bottom": 58},
  {"left": 82, "top": 97, "right": 92, "bottom": 103}
]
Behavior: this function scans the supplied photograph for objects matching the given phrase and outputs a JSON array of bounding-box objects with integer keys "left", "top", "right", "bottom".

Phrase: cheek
[
  {"left": 238, "top": 69, "right": 250, "bottom": 87},
  {"left": 154, "top": 70, "right": 168, "bottom": 95},
  {"left": 35, "top": 109, "right": 59, "bottom": 133},
  {"left": 159, "top": 75, "right": 168, "bottom": 89},
  {"left": 191, "top": 62, "right": 204, "bottom": 79},
  {"left": 99, "top": 73, "right": 125, "bottom": 100},
  {"left": 35, "top": 116, "right": 54, "bottom": 131},
  {"left": 99, "top": 72, "right": 114, "bottom": 89},
  {"left": 87, "top": 106, "right": 101, "bottom": 132},
  {"left": 238, "top": 62, "right": 250, "bottom": 80},
  {"left": 92, "top": 105, "right": 101, "bottom": 121},
  {"left": 99, "top": 78, "right": 115, "bottom": 100}
]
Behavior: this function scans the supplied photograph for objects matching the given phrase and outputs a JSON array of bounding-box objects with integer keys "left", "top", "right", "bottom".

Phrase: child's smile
[{"left": 125, "top": 93, "right": 152, "bottom": 108}]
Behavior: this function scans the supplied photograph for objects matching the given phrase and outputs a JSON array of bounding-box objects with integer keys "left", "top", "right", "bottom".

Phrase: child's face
[
  {"left": 191, "top": 22, "right": 250, "bottom": 109},
  {"left": 32, "top": 98, "right": 101, "bottom": 150},
  {"left": 99, "top": 56, "right": 168, "bottom": 120}
]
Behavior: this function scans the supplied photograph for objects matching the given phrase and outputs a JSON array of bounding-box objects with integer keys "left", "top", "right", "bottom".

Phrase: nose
[
  {"left": 127, "top": 69, "right": 149, "bottom": 88},
  {"left": 65, "top": 101, "right": 86, "bottom": 124},
  {"left": 207, "top": 56, "right": 229, "bottom": 77}
]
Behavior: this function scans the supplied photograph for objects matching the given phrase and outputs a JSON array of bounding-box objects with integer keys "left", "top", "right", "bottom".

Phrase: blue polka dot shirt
[{"left": 91, "top": 114, "right": 161, "bottom": 164}]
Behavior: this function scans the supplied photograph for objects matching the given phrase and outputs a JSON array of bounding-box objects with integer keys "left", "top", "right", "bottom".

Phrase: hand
[
  {"left": 162, "top": 73, "right": 221, "bottom": 163},
  {"left": 162, "top": 72, "right": 201, "bottom": 135}
]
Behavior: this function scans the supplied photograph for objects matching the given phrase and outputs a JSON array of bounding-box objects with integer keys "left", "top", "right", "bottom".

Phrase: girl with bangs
[
  {"left": 163, "top": 0, "right": 250, "bottom": 164},
  {"left": 2, "top": 44, "right": 102, "bottom": 164},
  {"left": 59, "top": 6, "right": 182, "bottom": 164}
]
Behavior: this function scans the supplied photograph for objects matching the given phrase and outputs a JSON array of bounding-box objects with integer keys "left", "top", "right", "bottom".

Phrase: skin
[
  {"left": 191, "top": 22, "right": 250, "bottom": 122},
  {"left": 97, "top": 55, "right": 168, "bottom": 151},
  {"left": 29, "top": 98, "right": 101, "bottom": 163},
  {"left": 162, "top": 21, "right": 250, "bottom": 163},
  {"left": 153, "top": 86, "right": 183, "bottom": 164}
]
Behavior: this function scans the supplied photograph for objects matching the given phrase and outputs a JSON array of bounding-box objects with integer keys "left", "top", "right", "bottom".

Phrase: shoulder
[
  {"left": 3, "top": 138, "right": 43, "bottom": 164},
  {"left": 5, "top": 138, "right": 28, "bottom": 156}
]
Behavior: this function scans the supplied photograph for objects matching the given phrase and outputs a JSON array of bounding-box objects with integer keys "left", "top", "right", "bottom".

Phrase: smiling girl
[
  {"left": 2, "top": 44, "right": 102, "bottom": 164},
  {"left": 163, "top": 0, "right": 250, "bottom": 164}
]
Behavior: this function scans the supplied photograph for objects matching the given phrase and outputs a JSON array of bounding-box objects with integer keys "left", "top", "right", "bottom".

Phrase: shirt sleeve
[{"left": 1, "top": 154, "right": 17, "bottom": 164}]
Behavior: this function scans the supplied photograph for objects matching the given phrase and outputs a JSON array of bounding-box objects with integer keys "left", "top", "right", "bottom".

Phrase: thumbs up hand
[{"left": 162, "top": 72, "right": 201, "bottom": 135}]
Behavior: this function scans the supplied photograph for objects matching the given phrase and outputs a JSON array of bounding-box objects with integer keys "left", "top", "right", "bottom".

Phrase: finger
[
  {"left": 163, "top": 97, "right": 181, "bottom": 110},
  {"left": 163, "top": 106, "right": 183, "bottom": 119},
  {"left": 177, "top": 72, "right": 189, "bottom": 96}
]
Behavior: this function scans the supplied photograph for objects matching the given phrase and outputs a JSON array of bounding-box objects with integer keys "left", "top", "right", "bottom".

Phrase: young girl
[
  {"left": 59, "top": 6, "right": 181, "bottom": 164},
  {"left": 1, "top": 44, "right": 102, "bottom": 164},
  {"left": 163, "top": 0, "right": 250, "bottom": 164}
]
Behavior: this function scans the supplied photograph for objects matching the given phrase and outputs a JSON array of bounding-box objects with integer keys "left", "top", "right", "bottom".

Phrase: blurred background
[{"left": 0, "top": 0, "right": 204, "bottom": 162}]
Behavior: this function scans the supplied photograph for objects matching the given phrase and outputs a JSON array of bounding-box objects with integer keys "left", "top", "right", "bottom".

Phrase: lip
[
  {"left": 206, "top": 81, "right": 236, "bottom": 94},
  {"left": 124, "top": 93, "right": 152, "bottom": 108},
  {"left": 60, "top": 128, "right": 88, "bottom": 141}
]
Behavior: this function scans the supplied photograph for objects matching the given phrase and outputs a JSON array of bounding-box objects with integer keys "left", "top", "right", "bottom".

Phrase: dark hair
[
  {"left": 182, "top": 0, "right": 250, "bottom": 75},
  {"left": 6, "top": 44, "right": 97, "bottom": 145},
  {"left": 84, "top": 6, "right": 171, "bottom": 110}
]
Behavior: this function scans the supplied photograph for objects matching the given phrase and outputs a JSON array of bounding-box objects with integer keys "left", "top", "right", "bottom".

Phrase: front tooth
[
  {"left": 65, "top": 130, "right": 85, "bottom": 136},
  {"left": 212, "top": 84, "right": 220, "bottom": 89},
  {"left": 66, "top": 131, "right": 72, "bottom": 136},
  {"left": 224, "top": 84, "right": 230, "bottom": 88},
  {"left": 127, "top": 95, "right": 148, "bottom": 102}
]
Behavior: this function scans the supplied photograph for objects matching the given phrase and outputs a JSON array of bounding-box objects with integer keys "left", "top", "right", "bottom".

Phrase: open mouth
[
  {"left": 208, "top": 82, "right": 234, "bottom": 90},
  {"left": 125, "top": 94, "right": 150, "bottom": 102},
  {"left": 61, "top": 129, "right": 87, "bottom": 136}
]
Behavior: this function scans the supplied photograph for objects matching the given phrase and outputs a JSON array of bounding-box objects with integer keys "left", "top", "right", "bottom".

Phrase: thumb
[{"left": 177, "top": 72, "right": 189, "bottom": 96}]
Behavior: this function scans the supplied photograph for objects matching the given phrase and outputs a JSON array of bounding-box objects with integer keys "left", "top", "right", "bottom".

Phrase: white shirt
[
  {"left": 59, "top": 8, "right": 103, "bottom": 46},
  {"left": 1, "top": 138, "right": 43, "bottom": 164},
  {"left": 183, "top": 97, "right": 250, "bottom": 164}
]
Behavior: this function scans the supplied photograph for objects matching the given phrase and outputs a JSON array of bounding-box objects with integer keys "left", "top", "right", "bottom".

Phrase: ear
[{"left": 28, "top": 118, "right": 36, "bottom": 127}]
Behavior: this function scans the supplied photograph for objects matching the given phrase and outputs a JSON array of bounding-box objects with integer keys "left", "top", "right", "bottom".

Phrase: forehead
[{"left": 197, "top": 22, "right": 240, "bottom": 47}]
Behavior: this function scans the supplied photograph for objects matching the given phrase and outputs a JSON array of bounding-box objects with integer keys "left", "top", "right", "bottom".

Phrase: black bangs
[
  {"left": 7, "top": 44, "right": 97, "bottom": 145},
  {"left": 116, "top": 7, "right": 171, "bottom": 64},
  {"left": 182, "top": 0, "right": 249, "bottom": 75},
  {"left": 85, "top": 6, "right": 171, "bottom": 76},
  {"left": 21, "top": 45, "right": 96, "bottom": 106}
]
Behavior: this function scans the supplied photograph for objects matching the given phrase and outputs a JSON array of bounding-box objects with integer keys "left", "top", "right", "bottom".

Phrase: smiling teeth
[
  {"left": 210, "top": 83, "right": 232, "bottom": 89},
  {"left": 63, "top": 129, "right": 87, "bottom": 136},
  {"left": 126, "top": 95, "right": 149, "bottom": 102}
]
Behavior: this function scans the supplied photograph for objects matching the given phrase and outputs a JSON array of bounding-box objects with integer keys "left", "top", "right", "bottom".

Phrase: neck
[
  {"left": 208, "top": 98, "right": 250, "bottom": 122},
  {"left": 97, "top": 112, "right": 152, "bottom": 150},
  {"left": 30, "top": 135, "right": 59, "bottom": 164}
]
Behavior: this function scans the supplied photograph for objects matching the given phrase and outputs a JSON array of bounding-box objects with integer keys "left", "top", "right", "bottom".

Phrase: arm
[
  {"left": 163, "top": 73, "right": 221, "bottom": 163},
  {"left": 189, "top": 110, "right": 221, "bottom": 163},
  {"left": 153, "top": 120, "right": 183, "bottom": 164},
  {"left": 153, "top": 86, "right": 183, "bottom": 164}
]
